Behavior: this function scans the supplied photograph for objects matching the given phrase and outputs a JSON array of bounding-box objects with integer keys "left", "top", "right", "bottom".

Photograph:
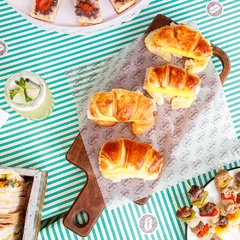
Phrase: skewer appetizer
[
  {"left": 199, "top": 202, "right": 220, "bottom": 223},
  {"left": 214, "top": 215, "right": 229, "bottom": 236},
  {"left": 176, "top": 206, "right": 221, "bottom": 239},
  {"left": 188, "top": 185, "right": 209, "bottom": 207},
  {"left": 219, "top": 186, "right": 235, "bottom": 205},
  {"left": 224, "top": 202, "right": 240, "bottom": 223},
  {"left": 214, "top": 170, "right": 232, "bottom": 190}
]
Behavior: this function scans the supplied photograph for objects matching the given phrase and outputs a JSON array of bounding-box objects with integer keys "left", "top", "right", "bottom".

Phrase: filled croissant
[
  {"left": 88, "top": 89, "right": 156, "bottom": 135},
  {"left": 144, "top": 65, "right": 201, "bottom": 109},
  {"left": 145, "top": 24, "right": 212, "bottom": 73},
  {"left": 99, "top": 138, "right": 164, "bottom": 182}
]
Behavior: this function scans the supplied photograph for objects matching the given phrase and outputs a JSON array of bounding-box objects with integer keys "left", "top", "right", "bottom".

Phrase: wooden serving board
[{"left": 63, "top": 14, "right": 231, "bottom": 237}]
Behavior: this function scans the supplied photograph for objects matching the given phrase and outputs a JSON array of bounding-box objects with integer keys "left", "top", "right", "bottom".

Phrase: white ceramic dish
[
  {"left": 5, "top": 0, "right": 151, "bottom": 35},
  {"left": 186, "top": 167, "right": 240, "bottom": 240}
]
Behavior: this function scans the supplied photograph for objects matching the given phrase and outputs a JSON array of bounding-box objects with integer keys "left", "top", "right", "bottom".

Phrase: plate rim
[{"left": 5, "top": 0, "right": 151, "bottom": 35}]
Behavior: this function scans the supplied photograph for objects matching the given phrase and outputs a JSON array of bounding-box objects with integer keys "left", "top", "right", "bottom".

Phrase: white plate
[
  {"left": 186, "top": 167, "right": 240, "bottom": 240},
  {"left": 5, "top": 0, "right": 151, "bottom": 35}
]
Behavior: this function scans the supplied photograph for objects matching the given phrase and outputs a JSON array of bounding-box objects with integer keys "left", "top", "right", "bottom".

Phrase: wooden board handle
[
  {"left": 63, "top": 133, "right": 105, "bottom": 237},
  {"left": 212, "top": 44, "right": 231, "bottom": 84}
]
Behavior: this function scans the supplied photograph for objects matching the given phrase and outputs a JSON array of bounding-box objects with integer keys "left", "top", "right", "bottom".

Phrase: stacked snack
[
  {"left": 145, "top": 24, "right": 213, "bottom": 73},
  {"left": 88, "top": 89, "right": 156, "bottom": 135},
  {"left": 144, "top": 65, "right": 201, "bottom": 109},
  {"left": 0, "top": 169, "right": 27, "bottom": 240},
  {"left": 99, "top": 138, "right": 164, "bottom": 182}
]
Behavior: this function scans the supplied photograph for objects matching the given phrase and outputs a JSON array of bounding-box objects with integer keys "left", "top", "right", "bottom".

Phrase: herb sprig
[{"left": 9, "top": 77, "right": 33, "bottom": 102}]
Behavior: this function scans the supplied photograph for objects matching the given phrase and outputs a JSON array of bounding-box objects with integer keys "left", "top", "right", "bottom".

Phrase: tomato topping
[
  {"left": 221, "top": 194, "right": 235, "bottom": 201},
  {"left": 197, "top": 223, "right": 210, "bottom": 238},
  {"left": 36, "top": 0, "right": 53, "bottom": 12},
  {"left": 200, "top": 208, "right": 218, "bottom": 217},
  {"left": 79, "top": 2, "right": 93, "bottom": 12},
  {"left": 236, "top": 198, "right": 240, "bottom": 204}
]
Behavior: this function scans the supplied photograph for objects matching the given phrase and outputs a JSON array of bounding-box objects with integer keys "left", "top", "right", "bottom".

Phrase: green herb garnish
[
  {"left": 10, "top": 77, "right": 33, "bottom": 102},
  {"left": 9, "top": 89, "right": 20, "bottom": 100},
  {"left": 5, "top": 179, "right": 17, "bottom": 188}
]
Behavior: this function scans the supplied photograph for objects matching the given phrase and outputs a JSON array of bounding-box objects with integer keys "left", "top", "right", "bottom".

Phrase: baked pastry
[
  {"left": 99, "top": 138, "right": 164, "bottom": 182},
  {"left": 74, "top": 0, "right": 103, "bottom": 26},
  {"left": 88, "top": 89, "right": 156, "bottom": 135},
  {"left": 109, "top": 0, "right": 136, "bottom": 14},
  {"left": 144, "top": 65, "right": 201, "bottom": 109},
  {"left": 30, "top": 0, "right": 62, "bottom": 22},
  {"left": 145, "top": 24, "right": 212, "bottom": 73}
]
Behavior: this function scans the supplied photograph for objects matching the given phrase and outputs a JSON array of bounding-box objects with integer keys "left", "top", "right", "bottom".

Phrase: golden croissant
[
  {"left": 99, "top": 138, "right": 164, "bottom": 182},
  {"left": 144, "top": 65, "right": 201, "bottom": 109},
  {"left": 145, "top": 24, "right": 212, "bottom": 73},
  {"left": 88, "top": 89, "right": 156, "bottom": 135}
]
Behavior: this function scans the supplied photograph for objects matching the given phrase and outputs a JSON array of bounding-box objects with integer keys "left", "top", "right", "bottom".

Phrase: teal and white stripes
[{"left": 1, "top": 0, "right": 240, "bottom": 239}]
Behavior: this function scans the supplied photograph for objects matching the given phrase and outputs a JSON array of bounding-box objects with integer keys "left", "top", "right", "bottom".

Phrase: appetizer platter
[
  {"left": 5, "top": 0, "right": 150, "bottom": 34},
  {"left": 63, "top": 14, "right": 231, "bottom": 237},
  {"left": 0, "top": 167, "right": 47, "bottom": 240},
  {"left": 178, "top": 168, "right": 240, "bottom": 240}
]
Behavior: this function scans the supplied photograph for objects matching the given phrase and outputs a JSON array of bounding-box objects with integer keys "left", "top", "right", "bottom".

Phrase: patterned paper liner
[{"left": 66, "top": 22, "right": 240, "bottom": 209}]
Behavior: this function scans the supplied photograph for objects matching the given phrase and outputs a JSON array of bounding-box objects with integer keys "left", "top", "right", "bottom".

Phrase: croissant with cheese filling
[
  {"left": 145, "top": 24, "right": 212, "bottom": 73},
  {"left": 144, "top": 65, "right": 201, "bottom": 109},
  {"left": 99, "top": 138, "right": 164, "bottom": 182},
  {"left": 88, "top": 89, "right": 156, "bottom": 135}
]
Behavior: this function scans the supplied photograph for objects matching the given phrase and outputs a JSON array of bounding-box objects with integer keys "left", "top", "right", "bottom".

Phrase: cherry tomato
[
  {"left": 36, "top": 0, "right": 52, "bottom": 12},
  {"left": 79, "top": 2, "right": 93, "bottom": 12}
]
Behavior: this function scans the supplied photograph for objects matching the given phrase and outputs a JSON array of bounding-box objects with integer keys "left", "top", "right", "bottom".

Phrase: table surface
[{"left": 0, "top": 0, "right": 240, "bottom": 239}]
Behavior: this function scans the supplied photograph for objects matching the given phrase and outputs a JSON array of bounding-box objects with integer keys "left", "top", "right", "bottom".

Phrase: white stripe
[
  {"left": 112, "top": 207, "right": 128, "bottom": 240},
  {"left": 124, "top": 206, "right": 139, "bottom": 239}
]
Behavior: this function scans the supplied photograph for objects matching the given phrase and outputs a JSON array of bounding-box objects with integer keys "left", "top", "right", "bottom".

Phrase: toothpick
[{"left": 217, "top": 163, "right": 223, "bottom": 171}]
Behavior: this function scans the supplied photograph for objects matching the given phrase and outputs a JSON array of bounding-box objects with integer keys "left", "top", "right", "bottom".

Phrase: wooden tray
[{"left": 63, "top": 14, "right": 231, "bottom": 237}]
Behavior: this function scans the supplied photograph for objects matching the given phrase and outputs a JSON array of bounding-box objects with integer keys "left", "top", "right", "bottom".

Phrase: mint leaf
[
  {"left": 5, "top": 179, "right": 17, "bottom": 188},
  {"left": 9, "top": 89, "right": 20, "bottom": 100}
]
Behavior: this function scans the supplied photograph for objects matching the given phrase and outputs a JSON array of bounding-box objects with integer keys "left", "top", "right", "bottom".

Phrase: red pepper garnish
[
  {"left": 79, "top": 2, "right": 93, "bottom": 12},
  {"left": 200, "top": 208, "right": 218, "bottom": 217},
  {"left": 197, "top": 223, "right": 210, "bottom": 238},
  {"left": 237, "top": 198, "right": 240, "bottom": 204},
  {"left": 221, "top": 193, "right": 235, "bottom": 201},
  {"left": 36, "top": 0, "right": 53, "bottom": 12}
]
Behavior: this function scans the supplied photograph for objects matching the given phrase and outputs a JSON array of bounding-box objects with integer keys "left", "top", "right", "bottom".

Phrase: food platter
[
  {"left": 63, "top": 14, "right": 231, "bottom": 237},
  {"left": 5, "top": 0, "right": 151, "bottom": 35},
  {"left": 186, "top": 167, "right": 240, "bottom": 240}
]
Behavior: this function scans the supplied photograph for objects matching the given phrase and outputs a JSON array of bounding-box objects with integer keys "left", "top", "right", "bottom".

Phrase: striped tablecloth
[{"left": 0, "top": 0, "right": 240, "bottom": 239}]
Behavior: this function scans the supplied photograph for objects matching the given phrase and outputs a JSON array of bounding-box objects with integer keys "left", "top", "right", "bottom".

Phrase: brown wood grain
[{"left": 63, "top": 14, "right": 230, "bottom": 237}]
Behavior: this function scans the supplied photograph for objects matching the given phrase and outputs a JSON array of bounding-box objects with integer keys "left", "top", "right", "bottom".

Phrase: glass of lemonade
[{"left": 4, "top": 71, "right": 54, "bottom": 121}]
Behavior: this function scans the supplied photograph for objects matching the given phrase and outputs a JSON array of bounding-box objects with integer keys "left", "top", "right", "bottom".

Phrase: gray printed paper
[{"left": 66, "top": 22, "right": 240, "bottom": 209}]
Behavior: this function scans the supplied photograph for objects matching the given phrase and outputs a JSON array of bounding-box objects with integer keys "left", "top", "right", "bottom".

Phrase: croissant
[
  {"left": 99, "top": 138, "right": 164, "bottom": 182},
  {"left": 144, "top": 65, "right": 201, "bottom": 109},
  {"left": 145, "top": 24, "right": 212, "bottom": 73},
  {"left": 88, "top": 89, "right": 156, "bottom": 135}
]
